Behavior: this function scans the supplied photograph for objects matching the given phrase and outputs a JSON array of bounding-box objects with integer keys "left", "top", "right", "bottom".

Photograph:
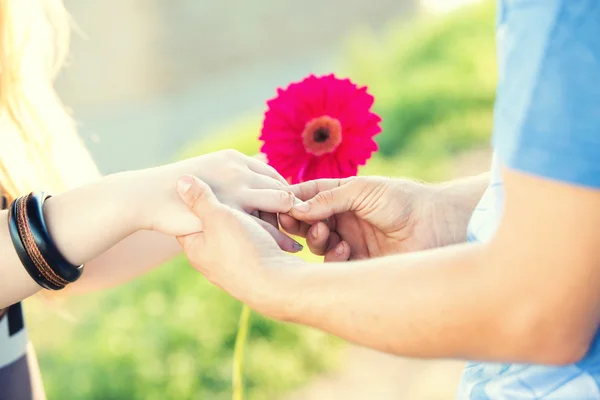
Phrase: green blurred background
[{"left": 27, "top": 1, "right": 496, "bottom": 399}]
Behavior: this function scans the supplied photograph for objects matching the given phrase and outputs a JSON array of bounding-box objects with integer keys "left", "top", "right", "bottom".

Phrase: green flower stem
[{"left": 233, "top": 304, "right": 252, "bottom": 400}]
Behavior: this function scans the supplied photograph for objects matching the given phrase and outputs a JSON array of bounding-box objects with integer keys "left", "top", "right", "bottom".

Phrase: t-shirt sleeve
[{"left": 493, "top": 1, "right": 600, "bottom": 188}]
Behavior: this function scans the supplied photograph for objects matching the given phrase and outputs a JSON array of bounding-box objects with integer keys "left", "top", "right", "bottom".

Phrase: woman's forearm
[
  {"left": 0, "top": 172, "right": 142, "bottom": 307},
  {"left": 43, "top": 172, "right": 142, "bottom": 266},
  {"left": 65, "top": 231, "right": 181, "bottom": 294}
]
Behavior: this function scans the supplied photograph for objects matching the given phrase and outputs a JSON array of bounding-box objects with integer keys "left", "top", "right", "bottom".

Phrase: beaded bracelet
[{"left": 7, "top": 192, "right": 84, "bottom": 290}]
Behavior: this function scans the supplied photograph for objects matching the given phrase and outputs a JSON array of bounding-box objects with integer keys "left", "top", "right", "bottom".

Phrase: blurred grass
[
  {"left": 29, "top": 254, "right": 335, "bottom": 400},
  {"left": 29, "top": 2, "right": 496, "bottom": 400},
  {"left": 342, "top": 2, "right": 496, "bottom": 159}
]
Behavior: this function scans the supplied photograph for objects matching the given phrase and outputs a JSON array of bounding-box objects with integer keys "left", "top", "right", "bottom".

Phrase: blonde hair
[{"left": 0, "top": 0, "right": 99, "bottom": 202}]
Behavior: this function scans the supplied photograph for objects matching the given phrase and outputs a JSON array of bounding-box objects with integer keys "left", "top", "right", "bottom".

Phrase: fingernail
[
  {"left": 335, "top": 242, "right": 345, "bottom": 256},
  {"left": 177, "top": 176, "right": 193, "bottom": 195},
  {"left": 310, "top": 224, "right": 319, "bottom": 239},
  {"left": 293, "top": 240, "right": 304, "bottom": 251},
  {"left": 293, "top": 201, "right": 310, "bottom": 213}
]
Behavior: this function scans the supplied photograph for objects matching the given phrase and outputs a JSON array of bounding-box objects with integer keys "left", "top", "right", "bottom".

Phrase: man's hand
[
  {"left": 174, "top": 170, "right": 600, "bottom": 366},
  {"left": 175, "top": 175, "right": 303, "bottom": 315},
  {"left": 281, "top": 175, "right": 486, "bottom": 261}
]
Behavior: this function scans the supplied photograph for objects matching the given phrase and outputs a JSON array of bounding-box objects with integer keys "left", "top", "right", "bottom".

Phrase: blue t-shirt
[{"left": 458, "top": 0, "right": 600, "bottom": 398}]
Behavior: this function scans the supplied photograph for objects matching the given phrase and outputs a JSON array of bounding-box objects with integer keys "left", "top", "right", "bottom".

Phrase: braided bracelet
[
  {"left": 26, "top": 193, "right": 84, "bottom": 282},
  {"left": 7, "top": 192, "right": 84, "bottom": 290}
]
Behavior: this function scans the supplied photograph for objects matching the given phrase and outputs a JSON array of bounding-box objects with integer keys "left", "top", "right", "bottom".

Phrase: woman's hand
[
  {"left": 131, "top": 150, "right": 301, "bottom": 252},
  {"left": 175, "top": 175, "right": 302, "bottom": 315},
  {"left": 281, "top": 175, "right": 483, "bottom": 260},
  {"left": 0, "top": 150, "right": 299, "bottom": 307}
]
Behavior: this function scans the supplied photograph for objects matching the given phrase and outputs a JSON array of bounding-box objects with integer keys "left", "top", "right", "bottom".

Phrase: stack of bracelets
[{"left": 7, "top": 192, "right": 84, "bottom": 290}]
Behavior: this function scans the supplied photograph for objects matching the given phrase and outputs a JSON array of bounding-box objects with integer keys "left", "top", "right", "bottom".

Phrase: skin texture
[
  {"left": 177, "top": 169, "right": 600, "bottom": 365},
  {"left": 0, "top": 150, "right": 299, "bottom": 308},
  {"left": 279, "top": 173, "right": 488, "bottom": 261}
]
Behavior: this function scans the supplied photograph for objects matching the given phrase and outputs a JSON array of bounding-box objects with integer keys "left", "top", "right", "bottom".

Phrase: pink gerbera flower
[{"left": 260, "top": 74, "right": 381, "bottom": 183}]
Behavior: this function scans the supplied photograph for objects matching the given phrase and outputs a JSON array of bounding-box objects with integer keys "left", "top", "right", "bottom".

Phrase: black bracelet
[
  {"left": 25, "top": 192, "right": 84, "bottom": 283},
  {"left": 8, "top": 198, "right": 62, "bottom": 290}
]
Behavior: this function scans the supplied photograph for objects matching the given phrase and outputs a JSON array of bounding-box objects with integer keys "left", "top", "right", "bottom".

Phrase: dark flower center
[
  {"left": 301, "top": 116, "right": 342, "bottom": 156},
  {"left": 313, "top": 128, "right": 330, "bottom": 143}
]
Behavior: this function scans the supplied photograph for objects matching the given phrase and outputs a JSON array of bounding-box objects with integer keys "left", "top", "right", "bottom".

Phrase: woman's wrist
[
  {"left": 43, "top": 171, "right": 145, "bottom": 266},
  {"left": 110, "top": 169, "right": 160, "bottom": 232}
]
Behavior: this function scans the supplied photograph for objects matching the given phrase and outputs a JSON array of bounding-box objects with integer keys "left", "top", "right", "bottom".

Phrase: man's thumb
[
  {"left": 176, "top": 175, "right": 220, "bottom": 218},
  {"left": 290, "top": 185, "right": 352, "bottom": 221}
]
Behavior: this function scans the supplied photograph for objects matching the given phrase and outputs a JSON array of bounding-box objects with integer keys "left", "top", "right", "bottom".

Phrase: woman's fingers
[
  {"left": 259, "top": 211, "right": 279, "bottom": 230},
  {"left": 253, "top": 216, "right": 303, "bottom": 253},
  {"left": 242, "top": 188, "right": 295, "bottom": 213},
  {"left": 247, "top": 174, "right": 287, "bottom": 190},
  {"left": 247, "top": 157, "right": 288, "bottom": 185}
]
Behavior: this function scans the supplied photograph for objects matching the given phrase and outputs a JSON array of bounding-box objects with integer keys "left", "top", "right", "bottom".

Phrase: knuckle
[
  {"left": 220, "top": 149, "right": 238, "bottom": 157},
  {"left": 277, "top": 190, "right": 293, "bottom": 205},
  {"left": 350, "top": 176, "right": 368, "bottom": 187},
  {"left": 191, "top": 192, "right": 204, "bottom": 213},
  {"left": 273, "top": 179, "right": 287, "bottom": 189},
  {"left": 190, "top": 182, "right": 211, "bottom": 211},
  {"left": 229, "top": 149, "right": 244, "bottom": 159},
  {"left": 307, "top": 240, "right": 326, "bottom": 255},
  {"left": 253, "top": 153, "right": 268, "bottom": 163},
  {"left": 184, "top": 180, "right": 200, "bottom": 203},
  {"left": 217, "top": 149, "right": 244, "bottom": 163},
  {"left": 298, "top": 181, "right": 315, "bottom": 200},
  {"left": 315, "top": 191, "right": 334, "bottom": 206}
]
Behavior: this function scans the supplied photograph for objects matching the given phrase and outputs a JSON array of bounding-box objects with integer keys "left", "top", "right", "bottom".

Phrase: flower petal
[{"left": 261, "top": 74, "right": 380, "bottom": 181}]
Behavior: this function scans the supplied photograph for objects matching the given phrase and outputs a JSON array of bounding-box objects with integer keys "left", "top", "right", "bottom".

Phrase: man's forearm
[
  {"left": 427, "top": 172, "right": 490, "bottom": 244},
  {"left": 278, "top": 240, "right": 581, "bottom": 365},
  {"left": 436, "top": 172, "right": 490, "bottom": 213}
]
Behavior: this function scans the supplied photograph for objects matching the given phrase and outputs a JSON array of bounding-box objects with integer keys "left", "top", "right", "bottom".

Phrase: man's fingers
[
  {"left": 289, "top": 184, "right": 353, "bottom": 222},
  {"left": 279, "top": 213, "right": 311, "bottom": 238},
  {"left": 177, "top": 175, "right": 221, "bottom": 219},
  {"left": 324, "top": 240, "right": 351, "bottom": 262},
  {"left": 306, "top": 222, "right": 340, "bottom": 256},
  {"left": 243, "top": 189, "right": 295, "bottom": 213},
  {"left": 288, "top": 178, "right": 349, "bottom": 201}
]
